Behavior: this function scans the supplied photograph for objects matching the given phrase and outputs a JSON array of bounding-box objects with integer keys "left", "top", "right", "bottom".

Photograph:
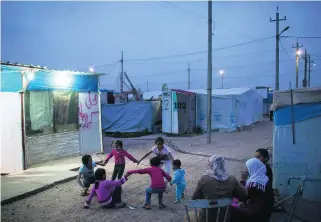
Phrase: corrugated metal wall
[{"left": 26, "top": 131, "right": 80, "bottom": 166}]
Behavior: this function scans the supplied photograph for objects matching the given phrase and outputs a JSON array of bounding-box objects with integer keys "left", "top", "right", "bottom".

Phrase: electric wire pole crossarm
[{"left": 270, "top": 7, "right": 287, "bottom": 91}]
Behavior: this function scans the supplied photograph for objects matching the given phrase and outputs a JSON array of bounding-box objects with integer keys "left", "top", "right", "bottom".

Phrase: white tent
[{"left": 190, "top": 88, "right": 263, "bottom": 132}]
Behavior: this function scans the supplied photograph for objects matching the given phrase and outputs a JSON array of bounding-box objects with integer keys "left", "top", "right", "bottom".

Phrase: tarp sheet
[
  {"left": 1, "top": 65, "right": 99, "bottom": 92},
  {"left": 270, "top": 87, "right": 321, "bottom": 111},
  {"left": 27, "top": 71, "right": 98, "bottom": 92},
  {"left": 101, "top": 102, "right": 153, "bottom": 133},
  {"left": 274, "top": 102, "right": 321, "bottom": 126}
]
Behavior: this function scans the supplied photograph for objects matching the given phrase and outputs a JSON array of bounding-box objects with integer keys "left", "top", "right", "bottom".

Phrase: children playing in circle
[{"left": 80, "top": 137, "right": 187, "bottom": 210}]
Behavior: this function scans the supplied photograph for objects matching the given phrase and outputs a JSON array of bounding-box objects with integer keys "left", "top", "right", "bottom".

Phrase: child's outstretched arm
[
  {"left": 104, "top": 151, "right": 114, "bottom": 164},
  {"left": 162, "top": 170, "right": 172, "bottom": 182},
  {"left": 77, "top": 172, "right": 84, "bottom": 188},
  {"left": 124, "top": 151, "right": 138, "bottom": 163},
  {"left": 84, "top": 187, "right": 95, "bottom": 208},
  {"left": 127, "top": 168, "right": 150, "bottom": 175},
  {"left": 137, "top": 151, "right": 152, "bottom": 165},
  {"left": 170, "top": 171, "right": 179, "bottom": 185}
]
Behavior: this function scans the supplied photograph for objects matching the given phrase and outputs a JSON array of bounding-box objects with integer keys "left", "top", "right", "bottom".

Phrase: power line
[
  {"left": 124, "top": 49, "right": 281, "bottom": 65},
  {"left": 95, "top": 61, "right": 120, "bottom": 69},
  {"left": 280, "top": 40, "right": 293, "bottom": 60},
  {"left": 256, "top": 2, "right": 271, "bottom": 18},
  {"left": 158, "top": 0, "right": 208, "bottom": 23},
  {"left": 103, "top": 59, "right": 292, "bottom": 79},
  {"left": 283, "top": 36, "right": 321, "bottom": 39},
  {"left": 124, "top": 36, "right": 274, "bottom": 62}
]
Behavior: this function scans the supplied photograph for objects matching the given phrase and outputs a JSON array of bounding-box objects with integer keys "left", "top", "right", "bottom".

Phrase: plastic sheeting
[
  {"left": 101, "top": 102, "right": 154, "bottom": 133},
  {"left": 27, "top": 71, "right": 98, "bottom": 92},
  {"left": 274, "top": 102, "right": 321, "bottom": 126},
  {"left": 273, "top": 114, "right": 321, "bottom": 202},
  {"left": 29, "top": 91, "right": 53, "bottom": 130},
  {"left": 270, "top": 87, "right": 321, "bottom": 111},
  {"left": 195, "top": 88, "right": 263, "bottom": 132},
  {"left": 1, "top": 65, "right": 99, "bottom": 92}
]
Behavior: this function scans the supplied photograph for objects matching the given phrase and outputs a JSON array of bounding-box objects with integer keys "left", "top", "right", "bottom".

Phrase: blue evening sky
[{"left": 1, "top": 1, "right": 321, "bottom": 91}]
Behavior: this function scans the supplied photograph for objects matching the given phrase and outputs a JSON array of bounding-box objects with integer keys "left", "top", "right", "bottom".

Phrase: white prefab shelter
[
  {"left": 191, "top": 88, "right": 263, "bottom": 132},
  {"left": 271, "top": 87, "right": 321, "bottom": 202}
]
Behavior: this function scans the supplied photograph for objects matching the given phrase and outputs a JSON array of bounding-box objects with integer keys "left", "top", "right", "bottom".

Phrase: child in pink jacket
[
  {"left": 104, "top": 140, "right": 138, "bottom": 180},
  {"left": 126, "top": 157, "right": 172, "bottom": 210}
]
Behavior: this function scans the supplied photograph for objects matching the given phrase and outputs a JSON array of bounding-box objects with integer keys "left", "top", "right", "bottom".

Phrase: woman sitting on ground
[
  {"left": 230, "top": 158, "right": 274, "bottom": 222},
  {"left": 186, "top": 155, "right": 247, "bottom": 222}
]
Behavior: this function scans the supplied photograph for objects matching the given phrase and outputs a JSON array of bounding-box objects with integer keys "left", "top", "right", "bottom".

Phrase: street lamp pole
[{"left": 219, "top": 70, "right": 224, "bottom": 88}]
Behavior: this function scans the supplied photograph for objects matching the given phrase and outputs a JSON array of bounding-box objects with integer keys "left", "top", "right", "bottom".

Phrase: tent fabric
[
  {"left": 274, "top": 102, "right": 321, "bottom": 126},
  {"left": 194, "top": 88, "right": 263, "bottom": 132},
  {"left": 27, "top": 71, "right": 98, "bottom": 92},
  {"left": 1, "top": 65, "right": 99, "bottom": 92},
  {"left": 101, "top": 102, "right": 153, "bottom": 133},
  {"left": 0, "top": 70, "right": 23, "bottom": 92},
  {"left": 29, "top": 91, "right": 53, "bottom": 130},
  {"left": 270, "top": 87, "right": 321, "bottom": 111},
  {"left": 273, "top": 112, "right": 321, "bottom": 202}
]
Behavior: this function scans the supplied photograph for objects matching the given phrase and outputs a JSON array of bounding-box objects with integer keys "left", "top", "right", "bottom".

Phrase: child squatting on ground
[
  {"left": 77, "top": 155, "right": 105, "bottom": 196},
  {"left": 125, "top": 156, "right": 172, "bottom": 210},
  {"left": 84, "top": 168, "right": 127, "bottom": 209},
  {"left": 170, "top": 159, "right": 186, "bottom": 204},
  {"left": 104, "top": 140, "right": 138, "bottom": 180}
]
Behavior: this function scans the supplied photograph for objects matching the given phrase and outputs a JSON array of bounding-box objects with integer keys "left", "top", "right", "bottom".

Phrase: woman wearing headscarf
[
  {"left": 230, "top": 158, "right": 274, "bottom": 222},
  {"left": 186, "top": 155, "right": 247, "bottom": 222}
]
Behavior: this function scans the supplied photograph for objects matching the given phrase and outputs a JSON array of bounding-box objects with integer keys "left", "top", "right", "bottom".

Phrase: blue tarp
[
  {"left": 1, "top": 65, "right": 98, "bottom": 92},
  {"left": 101, "top": 102, "right": 154, "bottom": 133},
  {"left": 274, "top": 102, "right": 321, "bottom": 126},
  {"left": 27, "top": 71, "right": 98, "bottom": 92}
]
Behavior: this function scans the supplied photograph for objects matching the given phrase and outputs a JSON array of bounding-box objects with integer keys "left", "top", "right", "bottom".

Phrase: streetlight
[
  {"left": 296, "top": 50, "right": 302, "bottom": 55},
  {"left": 89, "top": 66, "right": 95, "bottom": 73},
  {"left": 219, "top": 70, "right": 224, "bottom": 88}
]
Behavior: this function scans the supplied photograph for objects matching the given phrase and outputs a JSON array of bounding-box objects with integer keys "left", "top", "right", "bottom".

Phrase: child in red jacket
[{"left": 104, "top": 140, "right": 138, "bottom": 180}]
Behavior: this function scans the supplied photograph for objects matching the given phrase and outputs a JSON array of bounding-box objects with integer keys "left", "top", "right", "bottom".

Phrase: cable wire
[{"left": 124, "top": 36, "right": 275, "bottom": 62}]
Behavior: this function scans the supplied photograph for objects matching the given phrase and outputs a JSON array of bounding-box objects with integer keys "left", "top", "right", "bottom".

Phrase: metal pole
[
  {"left": 292, "top": 39, "right": 303, "bottom": 88},
  {"left": 270, "top": 7, "right": 286, "bottom": 90},
  {"left": 303, "top": 49, "right": 307, "bottom": 87},
  {"left": 221, "top": 74, "right": 223, "bottom": 88},
  {"left": 207, "top": 0, "right": 213, "bottom": 144},
  {"left": 308, "top": 55, "right": 311, "bottom": 87},
  {"left": 275, "top": 11, "right": 280, "bottom": 90},
  {"left": 120, "top": 51, "right": 124, "bottom": 93},
  {"left": 188, "top": 63, "right": 191, "bottom": 90}
]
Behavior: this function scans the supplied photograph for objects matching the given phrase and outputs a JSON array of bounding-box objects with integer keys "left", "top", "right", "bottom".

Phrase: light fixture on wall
[
  {"left": 54, "top": 71, "right": 73, "bottom": 87},
  {"left": 26, "top": 71, "right": 34, "bottom": 81}
]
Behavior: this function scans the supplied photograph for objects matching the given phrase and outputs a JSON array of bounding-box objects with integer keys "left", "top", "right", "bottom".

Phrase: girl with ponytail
[{"left": 84, "top": 168, "right": 128, "bottom": 209}]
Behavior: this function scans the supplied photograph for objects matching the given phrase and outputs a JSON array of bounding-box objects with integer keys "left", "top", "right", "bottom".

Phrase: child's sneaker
[
  {"left": 159, "top": 203, "right": 167, "bottom": 209},
  {"left": 174, "top": 200, "right": 181, "bottom": 204},
  {"left": 182, "top": 193, "right": 185, "bottom": 199}
]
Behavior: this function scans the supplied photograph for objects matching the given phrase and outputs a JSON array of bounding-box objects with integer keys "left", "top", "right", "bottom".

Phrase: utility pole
[
  {"left": 308, "top": 56, "right": 312, "bottom": 87},
  {"left": 207, "top": 0, "right": 213, "bottom": 144},
  {"left": 188, "top": 63, "right": 191, "bottom": 90},
  {"left": 270, "top": 7, "right": 286, "bottom": 90},
  {"left": 303, "top": 49, "right": 308, "bottom": 87},
  {"left": 146, "top": 78, "right": 149, "bottom": 92},
  {"left": 120, "top": 51, "right": 124, "bottom": 93},
  {"left": 292, "top": 39, "right": 303, "bottom": 88}
]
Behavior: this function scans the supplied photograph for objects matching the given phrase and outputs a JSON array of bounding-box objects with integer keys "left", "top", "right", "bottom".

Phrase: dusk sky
[{"left": 1, "top": 1, "right": 321, "bottom": 92}]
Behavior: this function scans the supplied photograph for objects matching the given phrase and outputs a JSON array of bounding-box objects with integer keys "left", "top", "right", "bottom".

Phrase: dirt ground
[{"left": 1, "top": 121, "right": 274, "bottom": 222}]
